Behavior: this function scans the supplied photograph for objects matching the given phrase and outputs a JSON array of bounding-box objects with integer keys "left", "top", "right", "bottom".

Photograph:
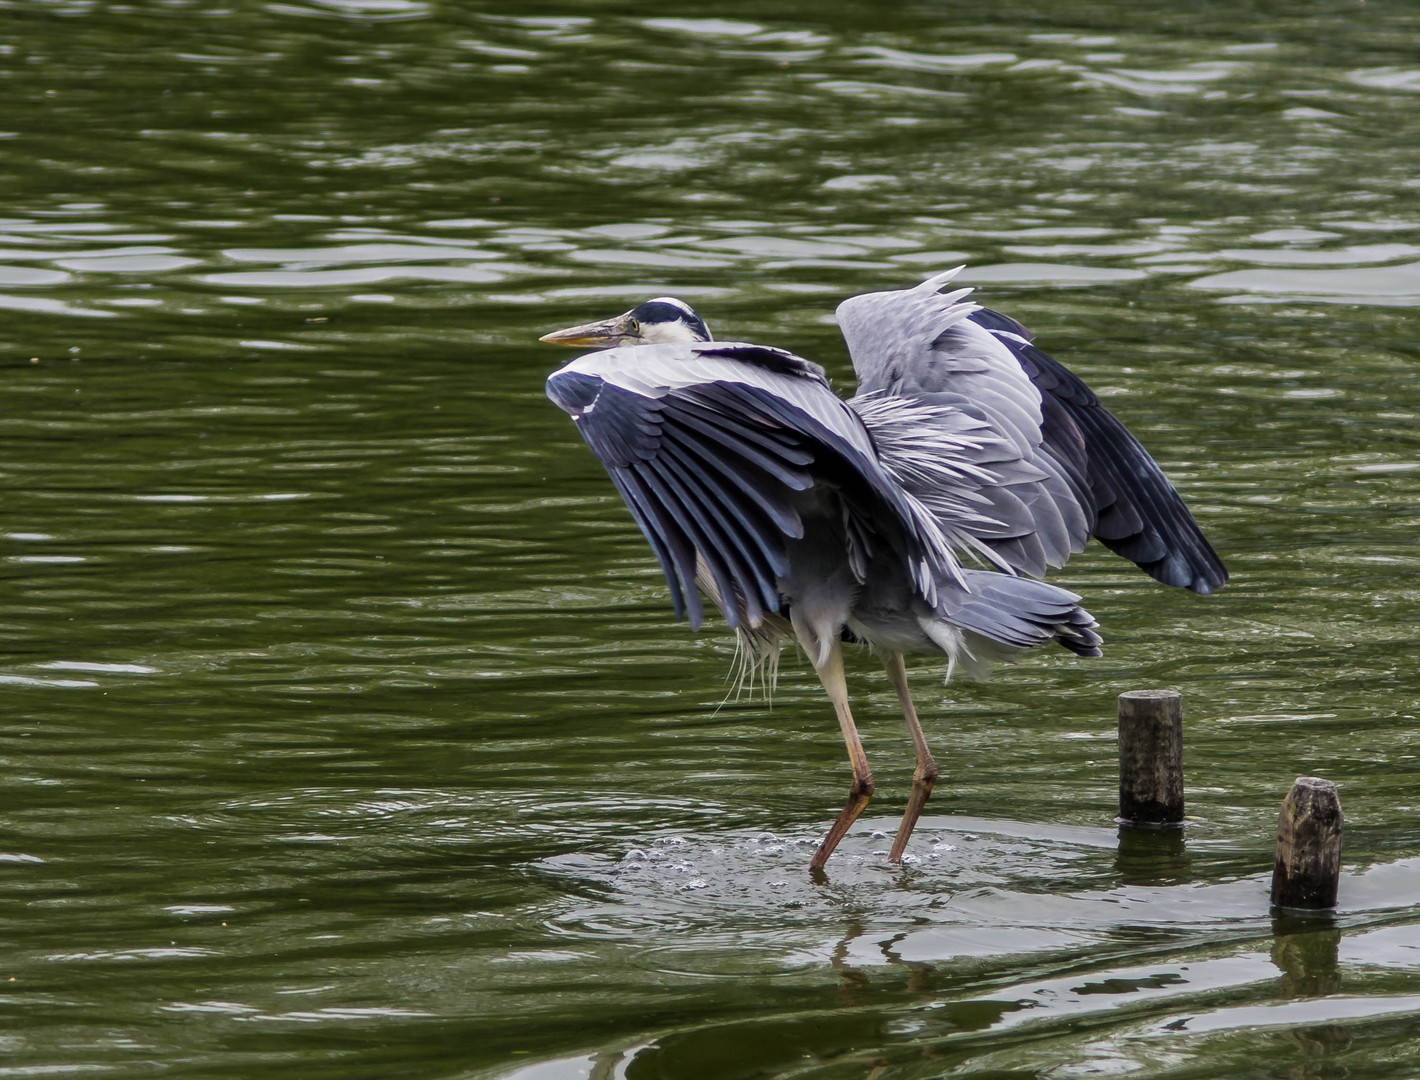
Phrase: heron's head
[{"left": 539, "top": 297, "right": 711, "bottom": 348}]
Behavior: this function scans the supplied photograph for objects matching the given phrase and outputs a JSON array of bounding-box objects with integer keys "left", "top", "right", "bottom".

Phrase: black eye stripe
[
  {"left": 628, "top": 299, "right": 709, "bottom": 340},
  {"left": 629, "top": 301, "right": 690, "bottom": 324}
]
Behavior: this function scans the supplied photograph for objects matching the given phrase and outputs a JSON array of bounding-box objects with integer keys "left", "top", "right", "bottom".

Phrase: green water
[{"left": 2, "top": 1, "right": 1419, "bottom": 1076}]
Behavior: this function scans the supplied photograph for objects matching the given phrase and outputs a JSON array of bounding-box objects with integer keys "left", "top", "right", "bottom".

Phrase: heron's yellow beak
[{"left": 538, "top": 315, "right": 634, "bottom": 348}]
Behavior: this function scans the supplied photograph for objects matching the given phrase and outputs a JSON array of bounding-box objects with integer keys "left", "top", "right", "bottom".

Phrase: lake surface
[{"left": 2, "top": 1, "right": 1419, "bottom": 1077}]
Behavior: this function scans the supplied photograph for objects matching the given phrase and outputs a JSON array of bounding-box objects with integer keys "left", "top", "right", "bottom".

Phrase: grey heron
[{"left": 540, "top": 269, "right": 1226, "bottom": 870}]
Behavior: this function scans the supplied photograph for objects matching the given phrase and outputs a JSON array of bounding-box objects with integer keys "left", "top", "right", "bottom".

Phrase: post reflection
[{"left": 1115, "top": 824, "right": 1192, "bottom": 886}]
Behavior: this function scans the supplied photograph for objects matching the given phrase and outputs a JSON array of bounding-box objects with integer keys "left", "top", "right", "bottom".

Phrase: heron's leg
[
  {"left": 883, "top": 651, "right": 938, "bottom": 863},
  {"left": 803, "top": 632, "right": 874, "bottom": 871}
]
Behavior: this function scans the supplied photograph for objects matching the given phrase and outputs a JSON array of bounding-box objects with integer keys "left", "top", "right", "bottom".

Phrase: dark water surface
[{"left": 2, "top": 1, "right": 1419, "bottom": 1076}]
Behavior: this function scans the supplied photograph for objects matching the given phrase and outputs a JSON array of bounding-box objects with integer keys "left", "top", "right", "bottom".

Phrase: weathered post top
[
  {"left": 1120, "top": 690, "right": 1182, "bottom": 705},
  {"left": 1271, "top": 776, "right": 1343, "bottom": 910},
  {"left": 1117, "top": 689, "right": 1184, "bottom": 825}
]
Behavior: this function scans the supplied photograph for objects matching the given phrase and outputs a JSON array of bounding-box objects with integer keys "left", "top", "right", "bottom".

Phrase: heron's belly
[
  {"left": 779, "top": 491, "right": 951, "bottom": 658},
  {"left": 843, "top": 614, "right": 928, "bottom": 654}
]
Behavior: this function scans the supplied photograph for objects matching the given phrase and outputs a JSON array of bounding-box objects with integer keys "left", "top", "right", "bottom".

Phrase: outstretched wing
[
  {"left": 836, "top": 268, "right": 1227, "bottom": 594},
  {"left": 848, "top": 388, "right": 1090, "bottom": 581},
  {"left": 546, "top": 341, "right": 957, "bottom": 630}
]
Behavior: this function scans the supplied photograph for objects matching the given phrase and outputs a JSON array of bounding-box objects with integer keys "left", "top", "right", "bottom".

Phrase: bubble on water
[
  {"left": 761, "top": 845, "right": 784, "bottom": 856},
  {"left": 622, "top": 848, "right": 648, "bottom": 864},
  {"left": 685, "top": 878, "right": 708, "bottom": 890},
  {"left": 870, "top": 830, "right": 888, "bottom": 840}
]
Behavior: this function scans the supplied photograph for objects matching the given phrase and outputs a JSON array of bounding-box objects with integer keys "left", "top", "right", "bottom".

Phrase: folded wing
[{"left": 546, "top": 342, "right": 959, "bottom": 630}]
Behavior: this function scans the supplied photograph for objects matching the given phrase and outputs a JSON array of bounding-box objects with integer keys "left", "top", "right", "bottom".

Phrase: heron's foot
[
  {"left": 809, "top": 775, "right": 874, "bottom": 870},
  {"left": 887, "top": 760, "right": 938, "bottom": 863}
]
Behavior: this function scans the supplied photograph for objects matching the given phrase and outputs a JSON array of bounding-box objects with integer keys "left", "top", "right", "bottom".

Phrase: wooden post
[
  {"left": 1271, "top": 777, "right": 1342, "bottom": 910},
  {"left": 1117, "top": 690, "right": 1184, "bottom": 824}
]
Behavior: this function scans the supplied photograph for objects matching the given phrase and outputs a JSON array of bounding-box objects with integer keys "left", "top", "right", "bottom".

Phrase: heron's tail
[{"left": 922, "top": 569, "right": 1101, "bottom": 680}]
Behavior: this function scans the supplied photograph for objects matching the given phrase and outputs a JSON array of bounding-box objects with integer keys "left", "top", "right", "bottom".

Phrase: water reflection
[
  {"left": 1114, "top": 823, "right": 1192, "bottom": 887},
  {"left": 512, "top": 915, "right": 1420, "bottom": 1080},
  {"left": 1273, "top": 919, "right": 1343, "bottom": 998}
]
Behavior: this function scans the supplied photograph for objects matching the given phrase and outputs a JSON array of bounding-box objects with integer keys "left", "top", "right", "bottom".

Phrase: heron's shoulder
[
  {"left": 551, "top": 340, "right": 829, "bottom": 391},
  {"left": 693, "top": 341, "right": 827, "bottom": 380}
]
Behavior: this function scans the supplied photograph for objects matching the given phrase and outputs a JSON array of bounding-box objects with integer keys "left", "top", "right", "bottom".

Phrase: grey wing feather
[
  {"left": 849, "top": 390, "right": 1081, "bottom": 578},
  {"left": 974, "top": 323, "right": 1227, "bottom": 593},
  {"left": 547, "top": 363, "right": 802, "bottom": 629},
  {"left": 547, "top": 341, "right": 959, "bottom": 630},
  {"left": 838, "top": 268, "right": 1226, "bottom": 593}
]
